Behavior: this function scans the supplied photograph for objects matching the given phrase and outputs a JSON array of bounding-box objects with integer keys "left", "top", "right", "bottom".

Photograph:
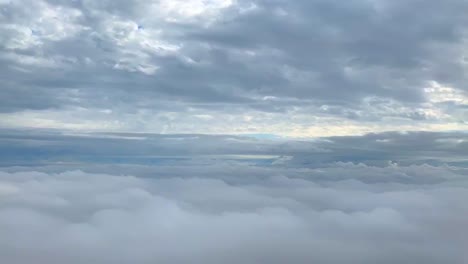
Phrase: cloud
[
  {"left": 1, "top": 129, "right": 467, "bottom": 168},
  {"left": 0, "top": 163, "right": 467, "bottom": 264},
  {"left": 1, "top": 0, "right": 468, "bottom": 135},
  {"left": 1, "top": 1, "right": 467, "bottom": 261},
  {"left": 0, "top": 130, "right": 466, "bottom": 263}
]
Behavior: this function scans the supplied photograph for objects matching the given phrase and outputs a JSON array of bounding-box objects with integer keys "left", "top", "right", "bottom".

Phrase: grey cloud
[
  {"left": 1, "top": 1, "right": 467, "bottom": 262},
  {"left": 185, "top": 0, "right": 468, "bottom": 100},
  {"left": 1, "top": 128, "right": 467, "bottom": 171},
  {"left": 1, "top": 0, "right": 468, "bottom": 126}
]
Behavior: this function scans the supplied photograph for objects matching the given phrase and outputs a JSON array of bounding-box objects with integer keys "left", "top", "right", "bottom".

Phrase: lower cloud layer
[{"left": 0, "top": 166, "right": 467, "bottom": 264}]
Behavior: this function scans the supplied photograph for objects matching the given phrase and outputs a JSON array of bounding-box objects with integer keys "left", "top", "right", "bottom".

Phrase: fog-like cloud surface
[
  {"left": 0, "top": 130, "right": 467, "bottom": 263},
  {"left": 0, "top": 165, "right": 467, "bottom": 264}
]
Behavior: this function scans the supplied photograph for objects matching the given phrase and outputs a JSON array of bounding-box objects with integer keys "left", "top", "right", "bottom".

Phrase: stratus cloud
[
  {"left": 1, "top": 129, "right": 467, "bottom": 168},
  {"left": 0, "top": 165, "right": 467, "bottom": 264}
]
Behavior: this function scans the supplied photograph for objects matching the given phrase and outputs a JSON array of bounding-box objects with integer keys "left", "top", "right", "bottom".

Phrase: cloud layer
[
  {"left": 1, "top": 0, "right": 468, "bottom": 135},
  {"left": 0, "top": 129, "right": 467, "bottom": 263},
  {"left": 0, "top": 164, "right": 467, "bottom": 264},
  {"left": 1, "top": 129, "right": 467, "bottom": 167},
  {"left": 1, "top": 1, "right": 467, "bottom": 262}
]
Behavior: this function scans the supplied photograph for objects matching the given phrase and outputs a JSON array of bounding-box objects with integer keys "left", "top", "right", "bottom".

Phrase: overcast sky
[
  {"left": 1, "top": 0, "right": 468, "bottom": 263},
  {"left": 1, "top": 0, "right": 468, "bottom": 136}
]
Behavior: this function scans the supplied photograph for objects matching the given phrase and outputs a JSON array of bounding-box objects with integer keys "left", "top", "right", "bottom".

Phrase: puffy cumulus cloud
[
  {"left": 0, "top": 163, "right": 467, "bottom": 264},
  {"left": 1, "top": 0, "right": 468, "bottom": 135}
]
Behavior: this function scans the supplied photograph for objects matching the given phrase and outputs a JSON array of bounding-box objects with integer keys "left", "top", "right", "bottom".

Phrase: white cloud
[
  {"left": 0, "top": 0, "right": 85, "bottom": 49},
  {"left": 157, "top": 0, "right": 233, "bottom": 21},
  {"left": 425, "top": 81, "right": 468, "bottom": 105},
  {"left": 0, "top": 165, "right": 467, "bottom": 264}
]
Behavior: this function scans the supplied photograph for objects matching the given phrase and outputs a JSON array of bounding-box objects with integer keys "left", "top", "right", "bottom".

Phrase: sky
[
  {"left": 0, "top": 0, "right": 468, "bottom": 263},
  {"left": 1, "top": 0, "right": 468, "bottom": 136}
]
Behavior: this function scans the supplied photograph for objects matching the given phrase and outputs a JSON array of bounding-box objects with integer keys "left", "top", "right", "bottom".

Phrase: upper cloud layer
[{"left": 1, "top": 0, "right": 468, "bottom": 135}]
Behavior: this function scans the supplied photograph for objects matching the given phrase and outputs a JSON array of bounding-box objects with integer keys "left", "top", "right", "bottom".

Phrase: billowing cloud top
[{"left": 1, "top": 0, "right": 468, "bottom": 136}]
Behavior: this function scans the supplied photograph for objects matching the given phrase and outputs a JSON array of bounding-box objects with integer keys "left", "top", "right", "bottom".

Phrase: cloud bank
[
  {"left": 0, "top": 165, "right": 467, "bottom": 264},
  {"left": 0, "top": 130, "right": 467, "bottom": 263}
]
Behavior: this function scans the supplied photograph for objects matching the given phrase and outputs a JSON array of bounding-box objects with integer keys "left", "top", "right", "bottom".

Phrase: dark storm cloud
[{"left": 1, "top": 0, "right": 468, "bottom": 119}]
